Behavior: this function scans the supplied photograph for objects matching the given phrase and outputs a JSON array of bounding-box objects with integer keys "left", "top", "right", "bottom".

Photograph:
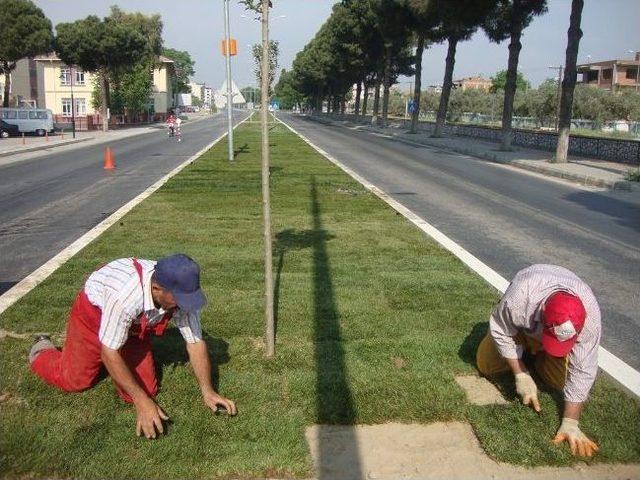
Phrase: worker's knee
[{"left": 476, "top": 334, "right": 510, "bottom": 377}]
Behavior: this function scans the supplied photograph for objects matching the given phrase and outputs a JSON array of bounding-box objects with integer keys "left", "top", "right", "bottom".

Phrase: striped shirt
[
  {"left": 489, "top": 264, "right": 601, "bottom": 403},
  {"left": 84, "top": 258, "right": 203, "bottom": 350}
]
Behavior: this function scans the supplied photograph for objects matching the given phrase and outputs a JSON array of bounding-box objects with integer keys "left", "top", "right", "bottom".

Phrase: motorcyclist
[{"left": 165, "top": 114, "right": 176, "bottom": 136}]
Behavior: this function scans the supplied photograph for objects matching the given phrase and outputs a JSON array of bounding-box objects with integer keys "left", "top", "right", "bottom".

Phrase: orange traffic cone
[{"left": 103, "top": 147, "right": 116, "bottom": 170}]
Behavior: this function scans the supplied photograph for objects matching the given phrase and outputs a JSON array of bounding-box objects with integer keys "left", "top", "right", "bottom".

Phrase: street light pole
[{"left": 223, "top": 0, "right": 234, "bottom": 161}]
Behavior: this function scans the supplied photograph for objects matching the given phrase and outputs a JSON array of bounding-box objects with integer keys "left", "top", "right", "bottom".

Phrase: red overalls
[{"left": 31, "top": 259, "right": 172, "bottom": 403}]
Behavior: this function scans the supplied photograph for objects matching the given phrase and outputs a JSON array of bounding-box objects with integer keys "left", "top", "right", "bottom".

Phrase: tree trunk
[
  {"left": 501, "top": 20, "right": 523, "bottom": 151},
  {"left": 381, "top": 47, "right": 392, "bottom": 127},
  {"left": 261, "top": 0, "right": 274, "bottom": 357},
  {"left": 554, "top": 0, "right": 584, "bottom": 163},
  {"left": 340, "top": 97, "right": 346, "bottom": 114},
  {"left": 354, "top": 82, "right": 362, "bottom": 116},
  {"left": 100, "top": 69, "right": 109, "bottom": 132},
  {"left": 372, "top": 78, "right": 381, "bottom": 124},
  {"left": 3, "top": 69, "right": 10, "bottom": 108},
  {"left": 410, "top": 33, "right": 425, "bottom": 134},
  {"left": 433, "top": 37, "right": 458, "bottom": 137},
  {"left": 362, "top": 84, "right": 369, "bottom": 116}
]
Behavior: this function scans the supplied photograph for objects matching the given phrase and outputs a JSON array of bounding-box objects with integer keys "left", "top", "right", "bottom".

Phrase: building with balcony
[
  {"left": 452, "top": 76, "right": 492, "bottom": 92},
  {"left": 3, "top": 53, "right": 176, "bottom": 128},
  {"left": 577, "top": 51, "right": 640, "bottom": 92}
]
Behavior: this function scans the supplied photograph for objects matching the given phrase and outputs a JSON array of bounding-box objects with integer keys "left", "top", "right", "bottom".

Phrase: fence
[{"left": 53, "top": 113, "right": 169, "bottom": 131}]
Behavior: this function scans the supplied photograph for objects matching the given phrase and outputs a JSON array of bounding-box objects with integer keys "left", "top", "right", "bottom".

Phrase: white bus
[{"left": 0, "top": 108, "right": 54, "bottom": 136}]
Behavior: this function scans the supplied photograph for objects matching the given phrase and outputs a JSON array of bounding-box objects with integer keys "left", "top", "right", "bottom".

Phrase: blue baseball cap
[{"left": 154, "top": 254, "right": 206, "bottom": 312}]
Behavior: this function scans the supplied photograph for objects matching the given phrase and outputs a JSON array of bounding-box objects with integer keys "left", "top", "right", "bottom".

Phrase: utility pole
[
  {"left": 223, "top": 0, "right": 234, "bottom": 161},
  {"left": 549, "top": 65, "right": 563, "bottom": 132}
]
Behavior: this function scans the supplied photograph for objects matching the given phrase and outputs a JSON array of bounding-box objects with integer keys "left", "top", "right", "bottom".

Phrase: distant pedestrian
[
  {"left": 476, "top": 264, "right": 601, "bottom": 457},
  {"left": 29, "top": 254, "right": 236, "bottom": 439}
]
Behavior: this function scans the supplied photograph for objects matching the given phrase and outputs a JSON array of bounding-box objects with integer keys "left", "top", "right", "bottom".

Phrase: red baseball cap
[{"left": 541, "top": 291, "right": 586, "bottom": 357}]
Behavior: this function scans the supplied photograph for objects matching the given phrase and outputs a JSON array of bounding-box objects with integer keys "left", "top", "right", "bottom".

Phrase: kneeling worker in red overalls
[{"left": 29, "top": 254, "right": 237, "bottom": 439}]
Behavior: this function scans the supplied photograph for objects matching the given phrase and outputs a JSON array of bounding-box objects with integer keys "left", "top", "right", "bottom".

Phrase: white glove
[
  {"left": 553, "top": 417, "right": 599, "bottom": 457},
  {"left": 515, "top": 371, "right": 540, "bottom": 412}
]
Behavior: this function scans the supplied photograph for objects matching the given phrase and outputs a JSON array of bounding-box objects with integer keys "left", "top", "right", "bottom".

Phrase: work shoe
[{"left": 29, "top": 335, "right": 55, "bottom": 364}]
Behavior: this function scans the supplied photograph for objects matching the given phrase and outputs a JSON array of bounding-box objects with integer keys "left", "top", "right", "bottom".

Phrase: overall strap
[
  {"left": 132, "top": 258, "right": 150, "bottom": 340},
  {"left": 132, "top": 258, "right": 172, "bottom": 340}
]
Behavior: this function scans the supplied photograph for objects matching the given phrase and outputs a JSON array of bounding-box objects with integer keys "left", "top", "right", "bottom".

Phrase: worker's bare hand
[
  {"left": 135, "top": 397, "right": 169, "bottom": 439},
  {"left": 552, "top": 418, "right": 599, "bottom": 457},
  {"left": 203, "top": 390, "right": 237, "bottom": 416}
]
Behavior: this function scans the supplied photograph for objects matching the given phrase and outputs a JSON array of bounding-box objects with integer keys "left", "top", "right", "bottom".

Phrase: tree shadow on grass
[
  {"left": 309, "top": 176, "right": 362, "bottom": 479},
  {"left": 273, "top": 228, "right": 334, "bottom": 335},
  {"left": 273, "top": 177, "right": 362, "bottom": 478},
  {"left": 233, "top": 142, "right": 250, "bottom": 159}
]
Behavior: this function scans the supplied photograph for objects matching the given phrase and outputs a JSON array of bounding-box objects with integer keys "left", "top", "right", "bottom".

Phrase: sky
[{"left": 34, "top": 0, "right": 640, "bottom": 91}]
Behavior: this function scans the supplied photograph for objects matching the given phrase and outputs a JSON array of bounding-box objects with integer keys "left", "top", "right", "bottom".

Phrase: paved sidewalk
[
  {"left": 0, "top": 112, "right": 214, "bottom": 161},
  {"left": 315, "top": 115, "right": 640, "bottom": 192}
]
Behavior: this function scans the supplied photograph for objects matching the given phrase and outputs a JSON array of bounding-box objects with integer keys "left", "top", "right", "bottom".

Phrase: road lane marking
[{"left": 278, "top": 114, "right": 640, "bottom": 399}]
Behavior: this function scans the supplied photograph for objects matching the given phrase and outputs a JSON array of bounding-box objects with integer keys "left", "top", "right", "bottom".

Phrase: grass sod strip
[{"left": 0, "top": 121, "right": 638, "bottom": 478}]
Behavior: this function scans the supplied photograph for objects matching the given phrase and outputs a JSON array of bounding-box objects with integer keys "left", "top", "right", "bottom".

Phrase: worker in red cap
[
  {"left": 28, "top": 254, "right": 237, "bottom": 439},
  {"left": 476, "top": 264, "right": 601, "bottom": 457}
]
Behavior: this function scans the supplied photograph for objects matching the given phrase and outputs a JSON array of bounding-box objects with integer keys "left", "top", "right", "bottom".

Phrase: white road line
[
  {"left": 278, "top": 115, "right": 640, "bottom": 399},
  {"left": 0, "top": 115, "right": 250, "bottom": 316}
]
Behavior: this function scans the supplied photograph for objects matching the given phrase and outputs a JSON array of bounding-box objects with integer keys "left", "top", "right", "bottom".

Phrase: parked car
[
  {"left": 0, "top": 108, "right": 54, "bottom": 136},
  {"left": 0, "top": 119, "right": 20, "bottom": 138}
]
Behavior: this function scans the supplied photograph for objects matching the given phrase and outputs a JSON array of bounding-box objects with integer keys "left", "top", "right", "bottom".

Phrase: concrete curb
[{"left": 0, "top": 137, "right": 93, "bottom": 158}]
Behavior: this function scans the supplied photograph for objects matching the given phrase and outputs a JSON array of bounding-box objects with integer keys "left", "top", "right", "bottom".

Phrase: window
[
  {"left": 3, "top": 110, "right": 17, "bottom": 119},
  {"left": 29, "top": 111, "right": 48, "bottom": 119},
  {"left": 75, "top": 98, "right": 86, "bottom": 116},
  {"left": 587, "top": 70, "right": 598, "bottom": 82},
  {"left": 602, "top": 69, "right": 612, "bottom": 80},
  {"left": 61, "top": 98, "right": 72, "bottom": 116},
  {"left": 626, "top": 67, "right": 639, "bottom": 80},
  {"left": 60, "top": 67, "right": 84, "bottom": 85},
  {"left": 60, "top": 67, "right": 71, "bottom": 86},
  {"left": 18, "top": 111, "right": 28, "bottom": 119}
]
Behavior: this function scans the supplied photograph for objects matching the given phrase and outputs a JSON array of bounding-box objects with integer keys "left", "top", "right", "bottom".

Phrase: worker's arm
[
  {"left": 101, "top": 345, "right": 168, "bottom": 439},
  {"left": 185, "top": 340, "right": 237, "bottom": 415}
]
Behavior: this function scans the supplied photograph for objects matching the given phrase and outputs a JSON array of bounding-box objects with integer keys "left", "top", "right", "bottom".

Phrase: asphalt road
[
  {"left": 0, "top": 112, "right": 249, "bottom": 295},
  {"left": 279, "top": 113, "right": 640, "bottom": 371}
]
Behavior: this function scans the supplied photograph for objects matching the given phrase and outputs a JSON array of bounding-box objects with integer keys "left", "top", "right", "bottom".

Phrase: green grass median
[{"left": 0, "top": 119, "right": 638, "bottom": 478}]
